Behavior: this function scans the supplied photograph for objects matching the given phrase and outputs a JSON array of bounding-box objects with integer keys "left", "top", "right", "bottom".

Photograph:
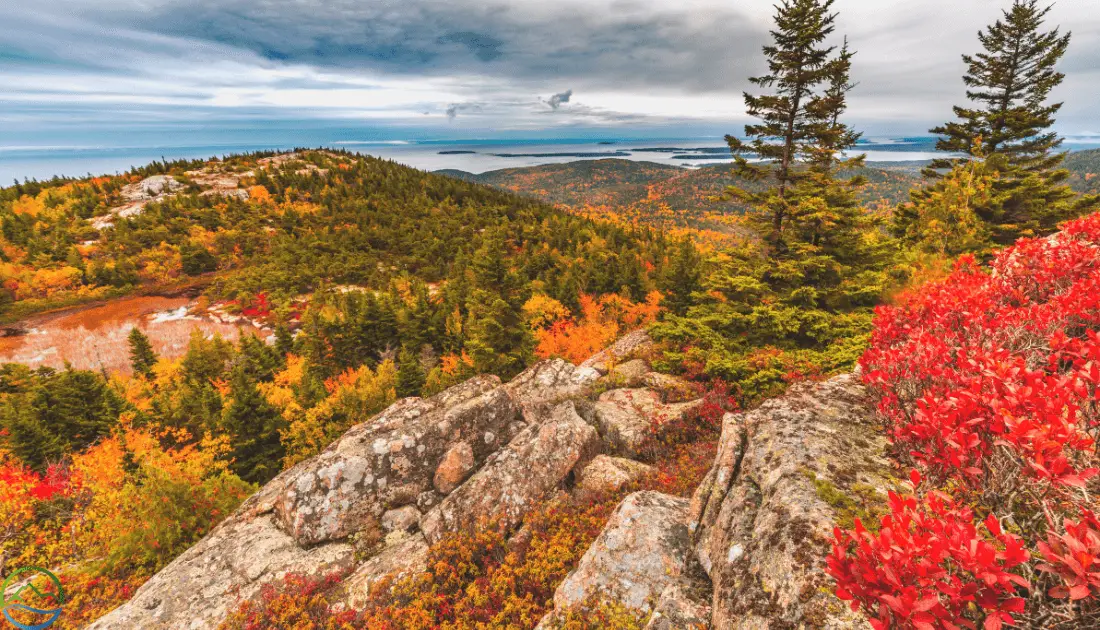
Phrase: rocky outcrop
[
  {"left": 421, "top": 401, "right": 600, "bottom": 543},
  {"left": 573, "top": 454, "right": 654, "bottom": 502},
  {"left": 88, "top": 328, "right": 887, "bottom": 630},
  {"left": 89, "top": 376, "right": 518, "bottom": 629},
  {"left": 608, "top": 358, "right": 650, "bottom": 386},
  {"left": 689, "top": 372, "right": 888, "bottom": 629},
  {"left": 504, "top": 357, "right": 600, "bottom": 408},
  {"left": 340, "top": 533, "right": 430, "bottom": 608},
  {"left": 594, "top": 388, "right": 703, "bottom": 457},
  {"left": 87, "top": 512, "right": 356, "bottom": 629},
  {"left": 273, "top": 376, "right": 519, "bottom": 546},
  {"left": 536, "top": 491, "right": 701, "bottom": 628},
  {"left": 643, "top": 371, "right": 699, "bottom": 403}
]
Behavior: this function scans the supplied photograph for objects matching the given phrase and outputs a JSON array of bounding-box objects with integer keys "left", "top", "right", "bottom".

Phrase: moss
[{"left": 802, "top": 468, "right": 885, "bottom": 532}]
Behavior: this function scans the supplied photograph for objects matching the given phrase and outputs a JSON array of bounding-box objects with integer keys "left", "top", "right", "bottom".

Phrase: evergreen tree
[
  {"left": 660, "top": 239, "right": 703, "bottom": 316},
  {"left": 921, "top": 0, "right": 1095, "bottom": 245},
  {"left": 220, "top": 363, "right": 285, "bottom": 484},
  {"left": 128, "top": 327, "right": 158, "bottom": 378},
  {"left": 465, "top": 229, "right": 533, "bottom": 377},
  {"left": 1, "top": 368, "right": 125, "bottom": 470},
  {"left": 274, "top": 323, "right": 295, "bottom": 358},
  {"left": 726, "top": 0, "right": 840, "bottom": 250},
  {"left": 396, "top": 346, "right": 426, "bottom": 398}
]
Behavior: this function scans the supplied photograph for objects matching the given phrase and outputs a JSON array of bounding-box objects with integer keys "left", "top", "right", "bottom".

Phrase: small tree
[
  {"left": 128, "top": 327, "right": 158, "bottom": 378},
  {"left": 396, "top": 346, "right": 426, "bottom": 398}
]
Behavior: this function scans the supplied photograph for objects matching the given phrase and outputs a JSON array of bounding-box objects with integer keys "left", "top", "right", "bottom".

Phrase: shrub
[{"left": 833, "top": 213, "right": 1100, "bottom": 628}]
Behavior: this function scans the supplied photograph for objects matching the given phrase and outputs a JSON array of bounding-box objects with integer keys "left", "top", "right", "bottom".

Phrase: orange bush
[{"left": 534, "top": 292, "right": 662, "bottom": 364}]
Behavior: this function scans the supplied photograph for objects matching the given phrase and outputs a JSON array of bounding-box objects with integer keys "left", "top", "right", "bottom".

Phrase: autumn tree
[
  {"left": 127, "top": 327, "right": 158, "bottom": 378},
  {"left": 922, "top": 0, "right": 1097, "bottom": 244}
]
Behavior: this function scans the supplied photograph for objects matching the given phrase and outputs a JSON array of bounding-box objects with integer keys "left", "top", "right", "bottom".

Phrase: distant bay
[{"left": 3, "top": 130, "right": 1097, "bottom": 183}]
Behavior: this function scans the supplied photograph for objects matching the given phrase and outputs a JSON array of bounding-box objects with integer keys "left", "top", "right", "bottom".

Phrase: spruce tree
[
  {"left": 128, "top": 327, "right": 158, "bottom": 378},
  {"left": 221, "top": 363, "right": 285, "bottom": 484},
  {"left": 921, "top": 0, "right": 1095, "bottom": 245},
  {"left": 464, "top": 229, "right": 532, "bottom": 378},
  {"left": 726, "top": 0, "right": 840, "bottom": 250},
  {"left": 396, "top": 346, "right": 426, "bottom": 398}
]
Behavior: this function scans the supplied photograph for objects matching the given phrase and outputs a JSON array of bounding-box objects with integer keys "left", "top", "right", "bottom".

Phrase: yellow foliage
[
  {"left": 249, "top": 185, "right": 273, "bottom": 203},
  {"left": 276, "top": 359, "right": 397, "bottom": 468},
  {"left": 12, "top": 195, "right": 45, "bottom": 217},
  {"left": 522, "top": 294, "right": 571, "bottom": 330}
]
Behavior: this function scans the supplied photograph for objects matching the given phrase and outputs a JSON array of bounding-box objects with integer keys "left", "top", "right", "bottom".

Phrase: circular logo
[{"left": 1, "top": 567, "right": 65, "bottom": 630}]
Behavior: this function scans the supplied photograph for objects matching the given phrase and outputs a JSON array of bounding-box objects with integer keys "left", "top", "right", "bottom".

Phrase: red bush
[{"left": 832, "top": 214, "right": 1100, "bottom": 627}]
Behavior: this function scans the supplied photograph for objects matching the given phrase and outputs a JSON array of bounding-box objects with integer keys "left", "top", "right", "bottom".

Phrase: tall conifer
[
  {"left": 919, "top": 0, "right": 1095, "bottom": 245},
  {"left": 726, "top": 0, "right": 841, "bottom": 250}
]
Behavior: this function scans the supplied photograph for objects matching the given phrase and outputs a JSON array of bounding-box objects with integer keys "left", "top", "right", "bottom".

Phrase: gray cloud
[
  {"left": 74, "top": 0, "right": 767, "bottom": 94},
  {"left": 548, "top": 89, "right": 573, "bottom": 109},
  {"left": 3, "top": 0, "right": 1100, "bottom": 135}
]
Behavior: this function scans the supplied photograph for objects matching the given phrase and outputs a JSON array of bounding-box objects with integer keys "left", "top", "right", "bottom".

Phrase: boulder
[
  {"left": 581, "top": 329, "right": 654, "bottom": 374},
  {"left": 689, "top": 373, "right": 888, "bottom": 629},
  {"left": 607, "top": 358, "right": 650, "bottom": 386},
  {"left": 339, "top": 533, "right": 430, "bottom": 608},
  {"left": 645, "top": 583, "right": 711, "bottom": 630},
  {"left": 433, "top": 442, "right": 475, "bottom": 494},
  {"left": 420, "top": 401, "right": 600, "bottom": 543},
  {"left": 536, "top": 491, "right": 694, "bottom": 628},
  {"left": 593, "top": 388, "right": 702, "bottom": 457},
  {"left": 381, "top": 506, "right": 421, "bottom": 533},
  {"left": 85, "top": 514, "right": 355, "bottom": 630},
  {"left": 643, "top": 372, "right": 700, "bottom": 403},
  {"left": 273, "top": 376, "right": 520, "bottom": 545},
  {"left": 504, "top": 358, "right": 600, "bottom": 409},
  {"left": 573, "top": 455, "right": 654, "bottom": 502}
]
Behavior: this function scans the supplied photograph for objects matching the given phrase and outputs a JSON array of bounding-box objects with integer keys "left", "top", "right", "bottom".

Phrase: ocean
[{"left": 2, "top": 130, "right": 1095, "bottom": 184}]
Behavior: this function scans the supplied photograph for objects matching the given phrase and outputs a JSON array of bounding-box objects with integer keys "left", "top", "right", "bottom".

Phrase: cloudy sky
[{"left": 3, "top": 0, "right": 1100, "bottom": 139}]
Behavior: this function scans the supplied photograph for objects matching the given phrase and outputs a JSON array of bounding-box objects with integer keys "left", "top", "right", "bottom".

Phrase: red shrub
[{"left": 833, "top": 213, "right": 1100, "bottom": 627}]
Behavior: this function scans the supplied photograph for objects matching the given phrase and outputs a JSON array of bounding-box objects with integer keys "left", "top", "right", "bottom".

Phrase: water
[{"left": 0, "top": 131, "right": 970, "bottom": 183}]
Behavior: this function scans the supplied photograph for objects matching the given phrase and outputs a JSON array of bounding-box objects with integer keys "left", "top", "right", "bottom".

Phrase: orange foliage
[{"left": 534, "top": 291, "right": 662, "bottom": 364}]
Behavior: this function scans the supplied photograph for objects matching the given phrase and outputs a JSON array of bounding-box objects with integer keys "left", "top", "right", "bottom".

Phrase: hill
[
  {"left": 1065, "top": 147, "right": 1100, "bottom": 194},
  {"left": 441, "top": 151, "right": 1100, "bottom": 242},
  {"left": 441, "top": 159, "right": 922, "bottom": 244},
  {"left": 0, "top": 150, "right": 681, "bottom": 627}
]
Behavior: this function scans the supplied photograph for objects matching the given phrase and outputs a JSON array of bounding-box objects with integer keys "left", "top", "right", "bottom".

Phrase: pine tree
[
  {"left": 923, "top": 0, "right": 1095, "bottom": 244},
  {"left": 726, "top": 0, "right": 840, "bottom": 251},
  {"left": 464, "top": 229, "right": 532, "bottom": 378},
  {"left": 396, "top": 346, "right": 426, "bottom": 398},
  {"left": 128, "top": 327, "right": 158, "bottom": 378},
  {"left": 220, "top": 364, "right": 285, "bottom": 484},
  {"left": 660, "top": 239, "right": 703, "bottom": 316}
]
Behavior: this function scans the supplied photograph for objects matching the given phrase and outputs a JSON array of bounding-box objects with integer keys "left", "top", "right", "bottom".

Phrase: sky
[{"left": 3, "top": 0, "right": 1100, "bottom": 142}]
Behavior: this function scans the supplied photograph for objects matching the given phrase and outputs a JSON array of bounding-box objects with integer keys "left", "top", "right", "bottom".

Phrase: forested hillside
[
  {"left": 1065, "top": 148, "right": 1100, "bottom": 194},
  {"left": 0, "top": 150, "right": 687, "bottom": 627},
  {"left": 442, "top": 159, "right": 922, "bottom": 244}
]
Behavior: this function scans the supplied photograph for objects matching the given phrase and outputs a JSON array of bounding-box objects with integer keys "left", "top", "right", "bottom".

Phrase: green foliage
[
  {"left": 395, "top": 346, "right": 426, "bottom": 398},
  {"left": 127, "top": 327, "right": 157, "bottom": 378},
  {"left": 923, "top": 0, "right": 1099, "bottom": 245},
  {"left": 0, "top": 365, "right": 125, "bottom": 470},
  {"left": 656, "top": 0, "right": 892, "bottom": 400},
  {"left": 220, "top": 363, "right": 285, "bottom": 484}
]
